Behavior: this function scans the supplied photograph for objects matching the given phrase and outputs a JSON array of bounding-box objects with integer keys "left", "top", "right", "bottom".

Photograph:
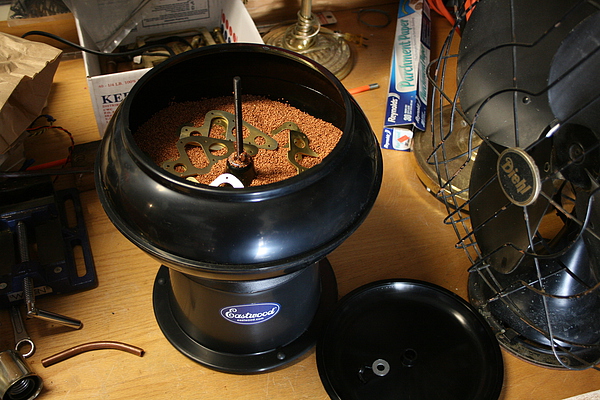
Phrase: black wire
[{"left": 22, "top": 30, "right": 176, "bottom": 57}]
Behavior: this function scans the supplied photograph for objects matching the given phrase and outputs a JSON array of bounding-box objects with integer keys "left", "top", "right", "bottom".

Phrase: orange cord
[
  {"left": 427, "top": 0, "right": 477, "bottom": 25},
  {"left": 427, "top": 0, "right": 456, "bottom": 26},
  {"left": 464, "top": 0, "right": 476, "bottom": 20},
  {"left": 349, "top": 83, "right": 380, "bottom": 95}
]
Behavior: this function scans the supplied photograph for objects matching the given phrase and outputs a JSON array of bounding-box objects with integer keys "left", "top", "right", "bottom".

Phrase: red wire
[
  {"left": 427, "top": 0, "right": 456, "bottom": 26},
  {"left": 26, "top": 158, "right": 68, "bottom": 170},
  {"left": 26, "top": 124, "right": 75, "bottom": 169}
]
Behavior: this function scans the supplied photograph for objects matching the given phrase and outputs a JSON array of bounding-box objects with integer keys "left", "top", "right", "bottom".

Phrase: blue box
[{"left": 382, "top": 0, "right": 431, "bottom": 151}]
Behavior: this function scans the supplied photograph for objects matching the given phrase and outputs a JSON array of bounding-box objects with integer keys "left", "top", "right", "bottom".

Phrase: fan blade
[
  {"left": 485, "top": 221, "right": 600, "bottom": 366},
  {"left": 470, "top": 183, "right": 600, "bottom": 368},
  {"left": 457, "top": 0, "right": 598, "bottom": 149},
  {"left": 572, "top": 182, "right": 600, "bottom": 286},
  {"left": 548, "top": 12, "right": 600, "bottom": 191},
  {"left": 548, "top": 11, "right": 600, "bottom": 131},
  {"left": 469, "top": 140, "right": 554, "bottom": 274}
]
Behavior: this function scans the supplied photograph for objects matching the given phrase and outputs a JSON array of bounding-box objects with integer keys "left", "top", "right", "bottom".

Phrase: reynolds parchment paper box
[{"left": 381, "top": 0, "right": 431, "bottom": 151}]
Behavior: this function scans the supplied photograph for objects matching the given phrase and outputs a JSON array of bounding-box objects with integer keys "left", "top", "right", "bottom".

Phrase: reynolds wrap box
[{"left": 382, "top": 0, "right": 431, "bottom": 151}]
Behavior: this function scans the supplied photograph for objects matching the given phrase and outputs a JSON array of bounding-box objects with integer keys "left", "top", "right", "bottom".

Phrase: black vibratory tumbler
[{"left": 95, "top": 44, "right": 383, "bottom": 373}]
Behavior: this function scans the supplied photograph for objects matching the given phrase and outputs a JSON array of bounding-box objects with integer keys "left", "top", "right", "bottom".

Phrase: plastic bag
[{"left": 62, "top": 0, "right": 153, "bottom": 52}]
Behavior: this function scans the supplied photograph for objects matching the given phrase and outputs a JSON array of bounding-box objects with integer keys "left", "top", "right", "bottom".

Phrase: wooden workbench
[{"left": 1, "top": 3, "right": 599, "bottom": 399}]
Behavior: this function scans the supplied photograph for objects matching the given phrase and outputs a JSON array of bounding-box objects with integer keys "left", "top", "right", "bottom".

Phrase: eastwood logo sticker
[{"left": 220, "top": 303, "right": 281, "bottom": 325}]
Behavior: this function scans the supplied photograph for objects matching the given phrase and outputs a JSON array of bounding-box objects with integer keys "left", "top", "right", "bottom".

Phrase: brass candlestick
[{"left": 263, "top": 0, "right": 353, "bottom": 79}]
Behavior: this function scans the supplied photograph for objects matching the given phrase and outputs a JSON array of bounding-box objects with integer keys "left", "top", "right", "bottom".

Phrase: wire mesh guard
[{"left": 416, "top": 0, "right": 600, "bottom": 370}]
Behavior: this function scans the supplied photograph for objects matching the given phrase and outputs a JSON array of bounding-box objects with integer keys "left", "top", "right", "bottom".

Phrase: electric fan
[{"left": 418, "top": 0, "right": 600, "bottom": 369}]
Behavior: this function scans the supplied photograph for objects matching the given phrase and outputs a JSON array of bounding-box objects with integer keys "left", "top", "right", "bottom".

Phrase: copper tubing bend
[{"left": 41, "top": 341, "right": 144, "bottom": 367}]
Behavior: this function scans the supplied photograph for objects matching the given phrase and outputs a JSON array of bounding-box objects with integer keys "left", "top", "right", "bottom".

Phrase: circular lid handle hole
[{"left": 402, "top": 349, "right": 417, "bottom": 367}]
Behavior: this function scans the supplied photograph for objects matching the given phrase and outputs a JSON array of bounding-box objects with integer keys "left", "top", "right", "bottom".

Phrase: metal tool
[
  {"left": 23, "top": 276, "right": 82, "bottom": 330},
  {"left": 0, "top": 178, "right": 98, "bottom": 309},
  {"left": 9, "top": 220, "right": 83, "bottom": 330},
  {"left": 9, "top": 305, "right": 35, "bottom": 358},
  {"left": 0, "top": 349, "right": 43, "bottom": 400}
]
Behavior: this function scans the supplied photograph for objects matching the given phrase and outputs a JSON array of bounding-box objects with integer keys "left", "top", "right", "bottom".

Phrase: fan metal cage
[{"left": 417, "top": 0, "right": 600, "bottom": 370}]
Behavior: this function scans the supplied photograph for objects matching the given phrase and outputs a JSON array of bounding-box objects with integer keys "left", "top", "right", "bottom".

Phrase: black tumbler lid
[{"left": 316, "top": 279, "right": 504, "bottom": 400}]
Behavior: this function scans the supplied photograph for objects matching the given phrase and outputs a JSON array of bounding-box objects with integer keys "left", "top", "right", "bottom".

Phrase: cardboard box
[
  {"left": 75, "top": 0, "right": 263, "bottom": 136},
  {"left": 381, "top": 0, "right": 431, "bottom": 151}
]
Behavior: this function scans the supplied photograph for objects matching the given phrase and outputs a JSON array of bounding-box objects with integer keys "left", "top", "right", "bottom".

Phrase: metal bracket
[
  {"left": 272, "top": 122, "right": 319, "bottom": 173},
  {"left": 179, "top": 110, "right": 278, "bottom": 150},
  {"left": 162, "top": 136, "right": 259, "bottom": 178},
  {"left": 162, "top": 112, "right": 320, "bottom": 179}
]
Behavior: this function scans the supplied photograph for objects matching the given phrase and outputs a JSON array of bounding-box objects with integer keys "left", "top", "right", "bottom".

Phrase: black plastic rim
[
  {"left": 316, "top": 279, "right": 504, "bottom": 400},
  {"left": 153, "top": 259, "right": 338, "bottom": 374},
  {"left": 95, "top": 43, "right": 383, "bottom": 280}
]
